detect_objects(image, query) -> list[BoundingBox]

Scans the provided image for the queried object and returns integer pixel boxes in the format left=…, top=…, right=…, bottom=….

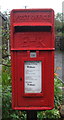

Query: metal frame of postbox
left=10, top=9, right=55, bottom=110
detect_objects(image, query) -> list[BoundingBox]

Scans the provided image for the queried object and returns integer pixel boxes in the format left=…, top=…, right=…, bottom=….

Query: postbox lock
left=20, top=77, right=22, bottom=81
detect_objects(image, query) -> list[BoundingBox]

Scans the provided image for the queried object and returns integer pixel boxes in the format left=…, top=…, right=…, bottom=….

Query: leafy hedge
left=2, top=86, right=26, bottom=120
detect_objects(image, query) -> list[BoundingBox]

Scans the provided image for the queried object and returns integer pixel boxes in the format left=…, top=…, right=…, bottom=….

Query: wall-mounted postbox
left=10, top=9, right=55, bottom=110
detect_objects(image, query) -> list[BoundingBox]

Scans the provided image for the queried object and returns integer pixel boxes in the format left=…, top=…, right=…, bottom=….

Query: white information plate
left=24, top=61, right=42, bottom=93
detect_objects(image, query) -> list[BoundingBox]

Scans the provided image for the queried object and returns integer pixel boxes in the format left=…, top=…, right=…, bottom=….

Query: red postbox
left=10, top=9, right=55, bottom=110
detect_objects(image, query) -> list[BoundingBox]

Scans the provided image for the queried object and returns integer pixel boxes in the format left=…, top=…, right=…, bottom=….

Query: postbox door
left=11, top=50, right=54, bottom=109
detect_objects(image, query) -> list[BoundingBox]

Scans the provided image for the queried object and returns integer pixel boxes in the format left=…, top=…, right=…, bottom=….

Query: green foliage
left=55, top=12, right=64, bottom=37
left=2, top=11, right=10, bottom=59
left=55, top=13, right=62, bottom=22
left=2, top=86, right=26, bottom=120
left=2, top=59, right=11, bottom=86
left=38, top=109, right=60, bottom=119
left=54, top=75, right=62, bottom=109
left=55, top=13, right=62, bottom=33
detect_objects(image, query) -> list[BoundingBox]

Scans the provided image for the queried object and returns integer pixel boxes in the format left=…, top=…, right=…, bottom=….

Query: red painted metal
left=10, top=9, right=55, bottom=110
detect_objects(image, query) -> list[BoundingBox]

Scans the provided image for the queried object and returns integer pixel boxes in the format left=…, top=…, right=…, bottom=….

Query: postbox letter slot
left=14, top=26, right=52, bottom=32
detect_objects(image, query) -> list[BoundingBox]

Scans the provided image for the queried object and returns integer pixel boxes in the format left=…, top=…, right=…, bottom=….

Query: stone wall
left=55, top=36, right=64, bottom=50
left=55, top=36, right=61, bottom=49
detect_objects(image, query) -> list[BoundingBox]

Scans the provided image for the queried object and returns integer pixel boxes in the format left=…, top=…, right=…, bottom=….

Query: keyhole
left=20, top=77, right=22, bottom=81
